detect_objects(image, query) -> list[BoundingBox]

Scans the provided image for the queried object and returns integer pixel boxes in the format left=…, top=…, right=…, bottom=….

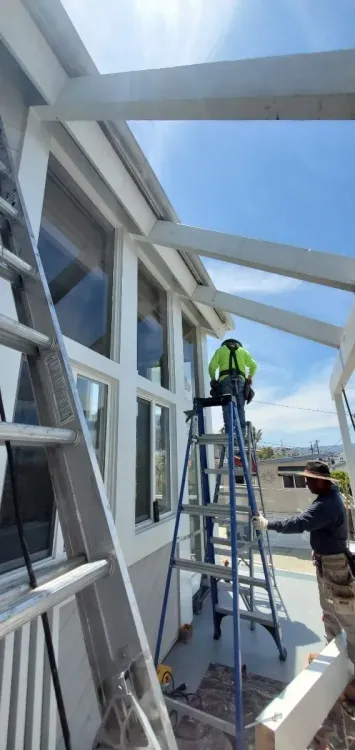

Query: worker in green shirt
left=208, top=338, right=257, bottom=436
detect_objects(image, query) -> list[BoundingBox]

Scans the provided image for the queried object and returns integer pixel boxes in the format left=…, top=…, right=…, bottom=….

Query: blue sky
left=62, top=0, right=355, bottom=446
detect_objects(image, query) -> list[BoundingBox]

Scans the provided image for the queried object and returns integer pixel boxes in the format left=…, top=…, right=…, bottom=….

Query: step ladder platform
left=215, top=603, right=274, bottom=628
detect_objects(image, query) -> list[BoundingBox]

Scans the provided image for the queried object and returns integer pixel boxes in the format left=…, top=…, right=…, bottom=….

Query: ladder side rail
left=196, top=400, right=219, bottom=634
left=246, top=423, right=255, bottom=629
left=232, top=403, right=285, bottom=659
left=250, top=431, right=277, bottom=588
left=227, top=399, right=244, bottom=750
left=154, top=417, right=194, bottom=667
left=212, top=445, right=225, bottom=503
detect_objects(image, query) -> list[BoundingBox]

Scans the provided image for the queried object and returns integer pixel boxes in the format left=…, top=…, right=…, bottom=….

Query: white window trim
left=135, top=391, right=174, bottom=530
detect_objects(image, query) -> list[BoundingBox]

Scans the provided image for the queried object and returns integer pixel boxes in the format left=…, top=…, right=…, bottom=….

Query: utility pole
left=310, top=442, right=314, bottom=454
left=314, top=439, right=320, bottom=455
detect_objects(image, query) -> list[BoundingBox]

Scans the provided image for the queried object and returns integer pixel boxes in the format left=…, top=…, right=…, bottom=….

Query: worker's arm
left=267, top=497, right=336, bottom=535
left=208, top=349, right=220, bottom=380
left=244, top=350, right=257, bottom=379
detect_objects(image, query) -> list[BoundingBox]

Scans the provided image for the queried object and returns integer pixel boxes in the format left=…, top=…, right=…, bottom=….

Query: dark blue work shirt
left=267, top=486, right=347, bottom=555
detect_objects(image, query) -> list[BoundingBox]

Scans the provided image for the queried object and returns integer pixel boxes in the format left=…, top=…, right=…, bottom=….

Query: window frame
left=135, top=391, right=173, bottom=529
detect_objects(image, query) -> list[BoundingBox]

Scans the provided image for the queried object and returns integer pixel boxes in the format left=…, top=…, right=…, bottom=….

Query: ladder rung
left=174, top=559, right=268, bottom=588
left=215, top=604, right=274, bottom=627
left=212, top=537, right=257, bottom=553
left=181, top=503, right=250, bottom=518
left=0, top=422, right=77, bottom=446
left=205, top=468, right=249, bottom=478
left=0, top=244, right=36, bottom=281
left=0, top=559, right=110, bottom=640
left=0, top=555, right=86, bottom=605
left=0, top=194, right=19, bottom=220
left=197, top=434, right=228, bottom=444
left=0, top=314, right=52, bottom=354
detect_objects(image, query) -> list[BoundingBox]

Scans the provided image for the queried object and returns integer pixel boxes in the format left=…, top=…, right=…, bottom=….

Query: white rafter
left=33, top=49, right=355, bottom=123
left=330, top=301, right=355, bottom=395
left=191, top=286, right=342, bottom=348
left=133, top=222, right=355, bottom=292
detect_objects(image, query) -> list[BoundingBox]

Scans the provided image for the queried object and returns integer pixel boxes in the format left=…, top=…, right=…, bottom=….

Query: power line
left=253, top=400, right=337, bottom=415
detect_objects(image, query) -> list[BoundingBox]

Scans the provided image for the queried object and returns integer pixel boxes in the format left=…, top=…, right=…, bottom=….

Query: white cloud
left=202, top=259, right=301, bottom=295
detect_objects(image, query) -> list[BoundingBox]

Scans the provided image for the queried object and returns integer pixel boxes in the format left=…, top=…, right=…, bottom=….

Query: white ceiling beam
left=330, top=300, right=355, bottom=395
left=191, top=286, right=342, bottom=348
left=34, top=49, right=355, bottom=122
left=134, top=222, right=355, bottom=292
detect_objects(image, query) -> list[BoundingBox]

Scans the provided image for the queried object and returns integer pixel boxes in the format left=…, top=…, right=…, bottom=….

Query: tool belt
left=315, top=551, right=355, bottom=615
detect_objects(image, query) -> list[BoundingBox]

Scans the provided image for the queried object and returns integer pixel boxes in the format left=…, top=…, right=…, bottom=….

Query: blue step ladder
left=155, top=394, right=287, bottom=749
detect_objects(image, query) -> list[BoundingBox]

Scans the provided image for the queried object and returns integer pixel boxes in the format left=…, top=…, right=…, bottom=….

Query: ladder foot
left=261, top=624, right=288, bottom=661
left=279, top=646, right=288, bottom=662
left=214, top=611, right=225, bottom=639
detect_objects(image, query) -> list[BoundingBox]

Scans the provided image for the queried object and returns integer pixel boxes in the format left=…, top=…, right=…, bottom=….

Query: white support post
left=134, top=222, right=355, bottom=292
left=33, top=49, right=355, bottom=123
left=190, top=286, right=342, bottom=348
left=330, top=301, right=355, bottom=396
left=334, top=392, right=355, bottom=496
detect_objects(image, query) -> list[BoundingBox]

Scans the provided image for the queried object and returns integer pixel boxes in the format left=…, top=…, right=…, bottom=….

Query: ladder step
left=181, top=503, right=250, bottom=518
left=0, top=244, right=36, bottom=283
left=0, top=194, right=19, bottom=220
left=197, top=433, right=229, bottom=444
left=0, top=559, right=110, bottom=640
left=215, top=604, right=274, bottom=628
left=0, top=314, right=52, bottom=354
left=212, top=537, right=257, bottom=553
left=0, top=422, right=77, bottom=446
left=174, top=558, right=268, bottom=588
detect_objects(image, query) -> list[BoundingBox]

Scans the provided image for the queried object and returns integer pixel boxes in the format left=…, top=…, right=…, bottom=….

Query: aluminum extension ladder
left=155, top=394, right=287, bottom=749
left=0, top=119, right=176, bottom=749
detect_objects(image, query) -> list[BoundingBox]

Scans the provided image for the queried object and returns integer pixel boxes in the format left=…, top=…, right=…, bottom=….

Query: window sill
left=135, top=511, right=175, bottom=535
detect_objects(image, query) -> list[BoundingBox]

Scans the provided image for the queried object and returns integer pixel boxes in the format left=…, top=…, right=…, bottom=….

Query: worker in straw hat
left=253, top=460, right=355, bottom=712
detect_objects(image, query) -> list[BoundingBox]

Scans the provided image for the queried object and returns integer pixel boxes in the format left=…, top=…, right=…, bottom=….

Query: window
left=282, top=474, right=306, bottom=489
left=135, top=397, right=171, bottom=524
left=155, top=404, right=171, bottom=515
left=38, top=171, right=113, bottom=357
left=182, top=315, right=198, bottom=398
left=137, top=262, right=169, bottom=389
left=136, top=398, right=151, bottom=523
left=75, top=375, right=108, bottom=475
left=0, top=360, right=55, bottom=573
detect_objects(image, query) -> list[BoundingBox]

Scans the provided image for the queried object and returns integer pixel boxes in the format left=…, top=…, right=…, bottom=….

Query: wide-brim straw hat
left=292, top=460, right=338, bottom=484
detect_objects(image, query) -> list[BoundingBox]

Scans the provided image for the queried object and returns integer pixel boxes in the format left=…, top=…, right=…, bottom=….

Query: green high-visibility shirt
left=208, top=344, right=257, bottom=382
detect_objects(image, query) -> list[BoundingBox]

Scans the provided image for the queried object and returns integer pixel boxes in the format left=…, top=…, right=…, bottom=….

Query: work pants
left=316, top=553, right=355, bottom=666
left=219, top=374, right=246, bottom=435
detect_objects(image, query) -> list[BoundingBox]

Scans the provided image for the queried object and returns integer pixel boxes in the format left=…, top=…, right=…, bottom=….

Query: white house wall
left=0, top=47, right=215, bottom=748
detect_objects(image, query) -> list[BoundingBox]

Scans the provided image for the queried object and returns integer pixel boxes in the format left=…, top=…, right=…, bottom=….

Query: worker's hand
left=252, top=514, right=268, bottom=532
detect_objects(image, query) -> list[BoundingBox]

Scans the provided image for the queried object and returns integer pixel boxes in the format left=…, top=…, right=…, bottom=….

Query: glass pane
left=76, top=376, right=108, bottom=474
left=137, top=262, right=169, bottom=389
left=0, top=360, right=55, bottom=573
left=135, top=398, right=151, bottom=523
left=283, top=475, right=294, bottom=489
left=38, top=174, right=113, bottom=357
left=182, top=316, right=197, bottom=398
left=155, top=405, right=170, bottom=514
left=294, top=475, right=306, bottom=489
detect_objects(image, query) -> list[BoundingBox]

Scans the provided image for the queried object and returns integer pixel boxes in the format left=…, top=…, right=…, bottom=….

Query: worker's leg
left=317, top=572, right=342, bottom=643
left=219, top=375, right=234, bottom=432
left=235, top=375, right=246, bottom=435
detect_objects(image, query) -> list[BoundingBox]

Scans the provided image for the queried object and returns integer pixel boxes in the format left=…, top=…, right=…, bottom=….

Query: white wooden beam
left=255, top=635, right=349, bottom=750
left=334, top=393, right=355, bottom=495
left=191, top=286, right=342, bottom=347
left=134, top=222, right=355, bottom=292
left=33, top=49, right=355, bottom=122
left=330, top=300, right=355, bottom=395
